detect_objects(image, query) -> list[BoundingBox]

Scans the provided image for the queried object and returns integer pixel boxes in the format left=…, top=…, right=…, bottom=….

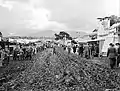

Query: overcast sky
left=0, top=0, right=119, bottom=36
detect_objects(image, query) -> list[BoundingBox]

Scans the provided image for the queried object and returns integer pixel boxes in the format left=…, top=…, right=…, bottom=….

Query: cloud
left=0, top=0, right=67, bottom=36
left=45, top=0, right=119, bottom=32
left=25, top=7, right=67, bottom=31
left=0, top=0, right=14, bottom=11
left=104, top=0, right=119, bottom=16
left=0, top=0, right=119, bottom=36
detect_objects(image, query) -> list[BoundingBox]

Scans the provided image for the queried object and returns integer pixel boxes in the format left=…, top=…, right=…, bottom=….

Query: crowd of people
left=12, top=45, right=37, bottom=61
left=1, top=40, right=100, bottom=67
left=0, top=42, right=52, bottom=67
left=1, top=40, right=120, bottom=70
left=60, top=42, right=120, bottom=69
left=62, top=43, right=99, bottom=59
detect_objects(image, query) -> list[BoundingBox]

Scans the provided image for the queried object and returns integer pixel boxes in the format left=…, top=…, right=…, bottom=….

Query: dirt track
left=0, top=48, right=120, bottom=91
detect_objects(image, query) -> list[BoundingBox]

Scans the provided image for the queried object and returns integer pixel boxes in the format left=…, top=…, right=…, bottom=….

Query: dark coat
left=78, top=46, right=84, bottom=53
left=73, top=46, right=77, bottom=53
left=107, top=47, right=117, bottom=58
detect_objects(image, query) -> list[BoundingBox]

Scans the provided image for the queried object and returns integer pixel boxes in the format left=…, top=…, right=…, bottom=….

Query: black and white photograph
left=0, top=0, right=120, bottom=91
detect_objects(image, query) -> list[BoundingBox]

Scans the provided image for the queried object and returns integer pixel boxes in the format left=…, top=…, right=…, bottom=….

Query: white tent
left=9, top=38, right=15, bottom=42
left=17, top=39, right=24, bottom=43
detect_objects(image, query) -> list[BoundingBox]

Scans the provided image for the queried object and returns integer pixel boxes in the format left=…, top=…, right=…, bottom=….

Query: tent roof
left=74, top=38, right=87, bottom=43
left=87, top=37, right=105, bottom=42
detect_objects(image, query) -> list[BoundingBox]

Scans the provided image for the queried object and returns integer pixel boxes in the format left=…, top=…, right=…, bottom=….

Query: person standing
left=117, top=43, right=120, bottom=67
left=73, top=45, right=77, bottom=54
left=22, top=46, right=26, bottom=60
left=3, top=47, right=10, bottom=66
left=91, top=44, right=95, bottom=58
left=53, top=45, right=56, bottom=55
left=89, top=44, right=92, bottom=59
left=78, top=44, right=84, bottom=57
left=19, top=48, right=24, bottom=60
left=94, top=44, right=99, bottom=57
left=0, top=46, right=4, bottom=67
left=107, top=43, right=117, bottom=69
left=84, top=43, right=90, bottom=59
left=63, top=45, right=66, bottom=51
left=67, top=46, right=71, bottom=54
left=13, top=45, right=20, bottom=60
left=115, top=43, right=119, bottom=51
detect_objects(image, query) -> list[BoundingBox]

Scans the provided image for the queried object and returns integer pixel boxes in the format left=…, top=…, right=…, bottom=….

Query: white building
left=96, top=17, right=120, bottom=56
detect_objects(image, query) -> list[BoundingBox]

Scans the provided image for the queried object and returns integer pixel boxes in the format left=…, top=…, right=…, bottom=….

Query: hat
left=115, top=43, right=119, bottom=45
left=109, top=43, right=114, bottom=46
left=118, top=43, right=120, bottom=45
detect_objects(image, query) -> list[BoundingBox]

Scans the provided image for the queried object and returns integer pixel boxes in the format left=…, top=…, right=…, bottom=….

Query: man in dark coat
left=73, top=45, right=77, bottom=54
left=78, top=44, right=84, bottom=57
left=63, top=45, right=66, bottom=51
left=107, top=43, right=117, bottom=69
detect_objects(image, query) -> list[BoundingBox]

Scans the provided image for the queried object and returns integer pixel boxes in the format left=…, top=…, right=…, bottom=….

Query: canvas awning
left=87, top=37, right=105, bottom=42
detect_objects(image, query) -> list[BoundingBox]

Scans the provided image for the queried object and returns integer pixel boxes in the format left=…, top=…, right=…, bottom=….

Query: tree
left=88, top=29, right=98, bottom=40
left=110, top=15, right=119, bottom=26
left=54, top=34, right=62, bottom=40
left=54, top=31, right=72, bottom=40
left=89, top=34, right=97, bottom=40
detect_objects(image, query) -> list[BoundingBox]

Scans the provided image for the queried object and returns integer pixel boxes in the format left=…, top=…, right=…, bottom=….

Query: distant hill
left=6, top=30, right=88, bottom=39
left=29, top=30, right=88, bottom=38
left=67, top=31, right=88, bottom=38
left=29, top=30, right=55, bottom=37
